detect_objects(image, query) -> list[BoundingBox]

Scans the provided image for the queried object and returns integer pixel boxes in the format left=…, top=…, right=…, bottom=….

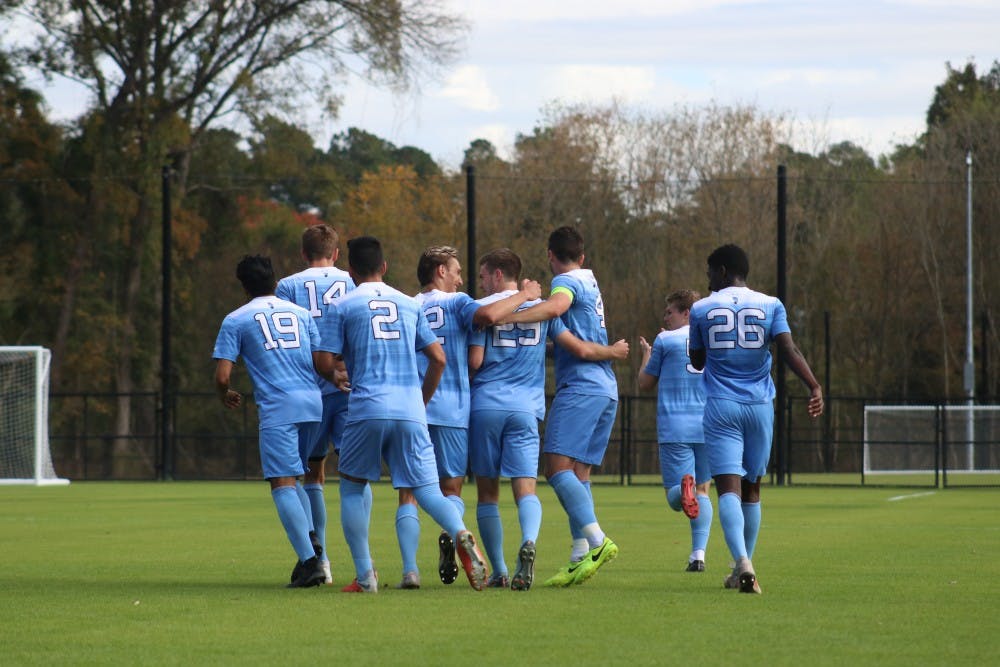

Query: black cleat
left=685, top=559, right=706, bottom=572
left=438, top=530, right=459, bottom=585
left=309, top=530, right=323, bottom=559
left=287, top=556, right=326, bottom=588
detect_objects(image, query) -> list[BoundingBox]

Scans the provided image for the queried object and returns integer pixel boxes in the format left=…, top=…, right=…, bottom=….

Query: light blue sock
left=691, top=494, right=713, bottom=555
left=516, top=494, right=542, bottom=544
left=303, top=483, right=326, bottom=559
left=666, top=484, right=682, bottom=512
left=395, top=503, right=420, bottom=575
left=294, top=481, right=314, bottom=531
left=339, top=478, right=372, bottom=578
left=550, top=470, right=598, bottom=534
left=413, top=483, right=464, bottom=537
left=742, top=501, right=761, bottom=559
left=718, top=492, right=748, bottom=561
left=271, top=486, right=314, bottom=562
left=446, top=493, right=465, bottom=519
left=476, top=502, right=506, bottom=575
left=363, top=481, right=373, bottom=513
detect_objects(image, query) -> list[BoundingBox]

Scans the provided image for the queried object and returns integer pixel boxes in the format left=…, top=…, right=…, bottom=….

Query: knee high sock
left=476, top=502, right=506, bottom=575
left=717, top=492, right=748, bottom=562
left=303, top=483, right=326, bottom=559
left=516, top=494, right=542, bottom=544
left=395, top=503, right=420, bottom=575
left=691, top=493, right=714, bottom=555
left=666, top=484, right=682, bottom=512
left=413, top=483, right=464, bottom=538
left=446, top=493, right=466, bottom=520
left=339, top=478, right=372, bottom=578
left=742, top=501, right=761, bottom=559
left=550, top=470, right=603, bottom=549
left=272, top=486, right=315, bottom=562
left=294, top=481, right=314, bottom=531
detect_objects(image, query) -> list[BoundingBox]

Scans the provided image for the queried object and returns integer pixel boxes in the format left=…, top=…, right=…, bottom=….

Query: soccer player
left=315, top=235, right=488, bottom=593
left=212, top=254, right=329, bottom=588
left=394, top=245, right=540, bottom=590
left=638, top=290, right=713, bottom=572
left=500, top=226, right=629, bottom=586
left=276, top=223, right=355, bottom=585
left=688, top=244, right=823, bottom=594
left=468, top=248, right=627, bottom=591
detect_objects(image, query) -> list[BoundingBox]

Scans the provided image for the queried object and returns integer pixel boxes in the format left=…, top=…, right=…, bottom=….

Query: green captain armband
left=550, top=286, right=574, bottom=303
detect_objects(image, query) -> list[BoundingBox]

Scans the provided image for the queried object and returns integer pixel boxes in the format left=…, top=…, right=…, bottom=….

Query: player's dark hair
left=548, top=226, right=584, bottom=263
left=479, top=248, right=521, bottom=281
left=417, top=245, right=459, bottom=286
left=301, top=224, right=339, bottom=261
left=666, top=289, right=701, bottom=312
left=236, top=255, right=276, bottom=297
left=347, top=235, right=384, bottom=276
left=707, top=244, right=750, bottom=279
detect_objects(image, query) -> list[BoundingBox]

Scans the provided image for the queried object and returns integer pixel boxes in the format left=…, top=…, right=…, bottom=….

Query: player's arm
left=314, top=351, right=350, bottom=392
left=214, top=359, right=242, bottom=409
left=553, top=330, right=629, bottom=361
left=637, top=336, right=658, bottom=391
left=500, top=290, right=572, bottom=324
left=774, top=332, right=824, bottom=418
left=468, top=345, right=484, bottom=372
left=472, top=279, right=542, bottom=327
left=420, top=341, right=446, bottom=405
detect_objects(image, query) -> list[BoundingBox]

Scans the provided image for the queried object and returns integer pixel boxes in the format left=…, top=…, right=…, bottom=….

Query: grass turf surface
left=1, top=482, right=997, bottom=665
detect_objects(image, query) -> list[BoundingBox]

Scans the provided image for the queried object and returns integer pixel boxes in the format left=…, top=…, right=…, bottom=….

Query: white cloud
left=437, top=65, right=500, bottom=111
left=455, top=0, right=755, bottom=22
left=544, top=65, right=656, bottom=103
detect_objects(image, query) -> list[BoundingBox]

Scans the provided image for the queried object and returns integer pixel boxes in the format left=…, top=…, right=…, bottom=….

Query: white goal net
left=863, top=405, right=1000, bottom=475
left=0, top=347, right=69, bottom=485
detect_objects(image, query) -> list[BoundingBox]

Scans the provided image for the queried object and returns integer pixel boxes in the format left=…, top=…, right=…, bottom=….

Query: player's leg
left=469, top=411, right=506, bottom=586
left=705, top=399, right=751, bottom=566
left=690, top=442, right=714, bottom=571
left=431, top=425, right=468, bottom=518
left=337, top=421, right=381, bottom=592
left=394, top=488, right=421, bottom=588
left=741, top=402, right=773, bottom=562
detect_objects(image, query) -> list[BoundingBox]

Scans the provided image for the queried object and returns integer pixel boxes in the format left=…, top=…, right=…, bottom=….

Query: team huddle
left=212, top=225, right=823, bottom=595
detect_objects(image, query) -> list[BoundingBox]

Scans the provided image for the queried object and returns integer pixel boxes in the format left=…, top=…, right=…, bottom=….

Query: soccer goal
left=0, top=347, right=69, bottom=485
left=863, top=404, right=1000, bottom=475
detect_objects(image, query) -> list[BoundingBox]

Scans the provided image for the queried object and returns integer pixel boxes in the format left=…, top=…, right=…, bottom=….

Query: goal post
left=0, top=346, right=69, bottom=486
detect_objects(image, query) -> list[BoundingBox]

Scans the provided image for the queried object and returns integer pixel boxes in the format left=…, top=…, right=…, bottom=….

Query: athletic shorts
left=658, top=441, right=711, bottom=488
left=543, top=392, right=618, bottom=466
left=304, top=392, right=349, bottom=460
left=259, top=422, right=313, bottom=479
left=469, top=410, right=540, bottom=479
left=703, top=397, right=774, bottom=482
left=338, top=419, right=438, bottom=489
left=428, top=425, right=469, bottom=479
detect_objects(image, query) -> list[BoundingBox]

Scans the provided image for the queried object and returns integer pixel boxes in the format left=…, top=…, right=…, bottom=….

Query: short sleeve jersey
left=212, top=296, right=322, bottom=427
left=550, top=269, right=617, bottom=399
left=276, top=266, right=356, bottom=396
left=645, top=325, right=705, bottom=443
left=467, top=292, right=567, bottom=420
left=413, top=289, right=476, bottom=428
left=315, top=282, right=436, bottom=424
left=688, top=286, right=791, bottom=404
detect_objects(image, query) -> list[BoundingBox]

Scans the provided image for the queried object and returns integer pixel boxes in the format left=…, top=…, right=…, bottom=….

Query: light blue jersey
left=468, top=292, right=566, bottom=420
left=212, top=296, right=322, bottom=428
left=276, top=266, right=355, bottom=396
left=688, top=286, right=791, bottom=404
left=550, top=269, right=617, bottom=399
left=414, top=289, right=476, bottom=428
left=316, top=282, right=436, bottom=424
left=645, top=326, right=706, bottom=443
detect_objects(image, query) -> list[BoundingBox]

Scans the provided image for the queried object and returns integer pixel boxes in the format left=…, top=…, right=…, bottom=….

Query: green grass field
left=2, top=482, right=997, bottom=665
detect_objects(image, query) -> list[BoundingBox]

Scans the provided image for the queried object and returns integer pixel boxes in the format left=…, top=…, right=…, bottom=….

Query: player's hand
left=520, top=279, right=542, bottom=301
left=638, top=336, right=651, bottom=355
left=610, top=338, right=630, bottom=359
left=807, top=386, right=824, bottom=418
left=221, top=389, right=242, bottom=409
left=334, top=369, right=352, bottom=393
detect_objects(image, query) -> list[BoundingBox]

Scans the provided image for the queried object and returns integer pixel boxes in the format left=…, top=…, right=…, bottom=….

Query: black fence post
left=160, top=165, right=173, bottom=481
left=775, top=164, right=788, bottom=485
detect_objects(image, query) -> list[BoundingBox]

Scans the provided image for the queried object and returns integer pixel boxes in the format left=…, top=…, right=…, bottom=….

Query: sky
left=24, top=0, right=1000, bottom=168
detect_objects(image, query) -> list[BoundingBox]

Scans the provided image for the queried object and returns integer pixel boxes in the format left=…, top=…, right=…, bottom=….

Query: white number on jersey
left=595, top=293, right=607, bottom=328
left=304, top=280, right=348, bottom=317
left=369, top=300, right=401, bottom=340
left=706, top=307, right=767, bottom=350
left=424, top=304, right=446, bottom=344
left=254, top=311, right=302, bottom=350
left=685, top=338, right=702, bottom=374
left=491, top=321, right=542, bottom=347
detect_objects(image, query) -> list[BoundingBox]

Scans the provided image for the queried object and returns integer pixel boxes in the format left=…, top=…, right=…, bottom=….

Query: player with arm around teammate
left=638, top=290, right=713, bottom=573
left=212, top=254, right=330, bottom=588
left=688, top=244, right=823, bottom=594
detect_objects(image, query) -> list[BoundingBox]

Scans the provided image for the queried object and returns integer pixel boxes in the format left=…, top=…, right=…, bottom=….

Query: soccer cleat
left=341, top=569, right=378, bottom=594
left=287, top=556, right=326, bottom=588
left=570, top=537, right=619, bottom=585
left=393, top=571, right=421, bottom=589
left=735, top=557, right=761, bottom=594
left=543, top=560, right=581, bottom=587
left=510, top=540, right=536, bottom=591
left=309, top=530, right=323, bottom=559
left=455, top=530, right=488, bottom=591
left=685, top=559, right=706, bottom=572
left=486, top=573, right=509, bottom=588
left=723, top=564, right=740, bottom=589
left=438, top=530, right=459, bottom=585
left=321, top=560, right=333, bottom=585
left=680, top=474, right=699, bottom=519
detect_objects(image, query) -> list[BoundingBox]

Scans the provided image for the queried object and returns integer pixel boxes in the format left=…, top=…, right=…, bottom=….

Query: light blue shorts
left=303, top=392, right=349, bottom=460
left=703, top=397, right=774, bottom=482
left=543, top=392, right=618, bottom=466
left=338, top=419, right=438, bottom=489
left=658, top=441, right=712, bottom=487
left=259, top=422, right=313, bottom=479
left=469, top=410, right=540, bottom=479
left=428, top=425, right=469, bottom=479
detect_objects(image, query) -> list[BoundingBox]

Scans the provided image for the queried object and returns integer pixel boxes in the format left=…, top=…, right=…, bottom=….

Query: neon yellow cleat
left=570, top=537, right=619, bottom=585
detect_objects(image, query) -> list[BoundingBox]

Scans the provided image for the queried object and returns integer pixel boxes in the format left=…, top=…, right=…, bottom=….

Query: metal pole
left=161, top=165, right=173, bottom=481
left=465, top=164, right=477, bottom=299
left=775, top=165, right=787, bottom=485
left=964, top=151, right=974, bottom=470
